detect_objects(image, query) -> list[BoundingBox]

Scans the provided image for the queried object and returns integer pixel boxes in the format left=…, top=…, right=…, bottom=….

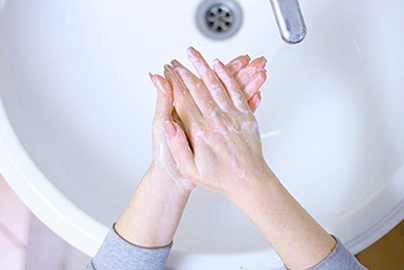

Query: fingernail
left=261, top=56, right=267, bottom=64
left=164, top=121, right=177, bottom=137
left=155, top=76, right=170, bottom=95
left=250, top=93, right=261, bottom=112
left=245, top=54, right=251, bottom=61
left=149, top=73, right=157, bottom=87
left=171, top=59, right=181, bottom=67
left=231, top=59, right=243, bottom=72
left=164, top=64, right=172, bottom=72
left=254, top=94, right=262, bottom=109
left=252, top=71, right=263, bottom=80
left=149, top=73, right=155, bottom=84
left=244, top=66, right=257, bottom=77
left=187, top=47, right=199, bottom=61
left=212, top=58, right=223, bottom=70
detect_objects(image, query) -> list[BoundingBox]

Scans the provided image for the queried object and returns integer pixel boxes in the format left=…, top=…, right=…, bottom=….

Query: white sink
left=1, top=0, right=404, bottom=269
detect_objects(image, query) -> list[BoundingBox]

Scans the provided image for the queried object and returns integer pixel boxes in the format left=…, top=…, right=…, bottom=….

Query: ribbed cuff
left=308, top=235, right=368, bottom=270
left=90, top=225, right=173, bottom=270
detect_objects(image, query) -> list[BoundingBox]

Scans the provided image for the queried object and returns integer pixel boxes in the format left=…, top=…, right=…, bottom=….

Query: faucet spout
left=270, top=0, right=307, bottom=44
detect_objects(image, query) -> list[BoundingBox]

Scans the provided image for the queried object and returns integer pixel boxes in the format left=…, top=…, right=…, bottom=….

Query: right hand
left=163, top=47, right=272, bottom=196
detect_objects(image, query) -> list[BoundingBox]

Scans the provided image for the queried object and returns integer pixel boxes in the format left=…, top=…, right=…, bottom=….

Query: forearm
left=115, top=165, right=191, bottom=248
left=227, top=168, right=336, bottom=270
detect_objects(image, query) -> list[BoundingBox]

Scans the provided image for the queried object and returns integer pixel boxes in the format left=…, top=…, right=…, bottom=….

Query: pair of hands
left=115, top=47, right=270, bottom=249
left=116, top=48, right=337, bottom=270
left=149, top=47, right=271, bottom=197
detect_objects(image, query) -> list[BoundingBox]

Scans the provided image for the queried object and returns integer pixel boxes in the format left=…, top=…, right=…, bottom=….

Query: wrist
left=115, top=164, right=191, bottom=248
left=224, top=166, right=336, bottom=270
left=146, top=162, right=193, bottom=198
left=223, top=164, right=278, bottom=204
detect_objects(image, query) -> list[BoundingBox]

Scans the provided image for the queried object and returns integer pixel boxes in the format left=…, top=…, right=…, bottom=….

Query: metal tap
left=270, top=0, right=307, bottom=44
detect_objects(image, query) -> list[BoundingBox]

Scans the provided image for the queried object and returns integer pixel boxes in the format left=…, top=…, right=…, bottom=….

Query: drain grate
left=196, top=0, right=243, bottom=40
left=206, top=4, right=234, bottom=33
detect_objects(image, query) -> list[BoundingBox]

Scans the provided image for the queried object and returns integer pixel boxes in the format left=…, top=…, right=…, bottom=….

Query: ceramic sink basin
left=1, top=0, right=404, bottom=269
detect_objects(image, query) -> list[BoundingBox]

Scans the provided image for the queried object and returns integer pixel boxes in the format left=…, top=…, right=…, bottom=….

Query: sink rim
left=1, top=90, right=404, bottom=267
left=1, top=0, right=404, bottom=268
left=0, top=93, right=106, bottom=257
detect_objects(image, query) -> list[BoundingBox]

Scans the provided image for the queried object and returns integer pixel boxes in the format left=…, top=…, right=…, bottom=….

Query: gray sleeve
left=303, top=236, right=368, bottom=270
left=86, top=228, right=366, bottom=270
left=85, top=226, right=172, bottom=270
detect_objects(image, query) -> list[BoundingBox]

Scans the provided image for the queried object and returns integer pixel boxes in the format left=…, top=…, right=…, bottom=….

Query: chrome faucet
left=270, top=0, right=307, bottom=44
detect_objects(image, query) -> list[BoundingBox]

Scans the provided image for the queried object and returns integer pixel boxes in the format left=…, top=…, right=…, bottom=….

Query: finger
left=160, top=68, right=188, bottom=132
left=243, top=71, right=267, bottom=102
left=170, top=59, right=218, bottom=116
left=164, top=64, right=202, bottom=124
left=187, top=47, right=237, bottom=113
left=248, top=92, right=262, bottom=113
left=164, top=121, right=196, bottom=178
left=149, top=74, right=174, bottom=158
left=212, top=59, right=250, bottom=113
left=235, top=57, right=267, bottom=93
left=226, top=55, right=250, bottom=75
left=150, top=74, right=173, bottom=122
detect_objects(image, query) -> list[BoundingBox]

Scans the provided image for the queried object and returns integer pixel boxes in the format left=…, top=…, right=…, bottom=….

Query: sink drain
left=196, top=0, right=243, bottom=40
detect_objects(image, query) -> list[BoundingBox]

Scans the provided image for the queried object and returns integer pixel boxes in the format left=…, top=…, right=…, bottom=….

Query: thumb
left=164, top=121, right=196, bottom=178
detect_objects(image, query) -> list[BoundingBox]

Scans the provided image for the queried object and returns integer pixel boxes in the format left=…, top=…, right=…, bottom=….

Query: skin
left=164, top=47, right=337, bottom=270
left=115, top=51, right=267, bottom=248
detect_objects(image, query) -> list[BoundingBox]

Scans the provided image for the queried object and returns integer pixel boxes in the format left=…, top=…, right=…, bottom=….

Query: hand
left=164, top=48, right=337, bottom=270
left=150, top=50, right=267, bottom=192
left=163, top=47, right=271, bottom=196
left=149, top=73, right=196, bottom=192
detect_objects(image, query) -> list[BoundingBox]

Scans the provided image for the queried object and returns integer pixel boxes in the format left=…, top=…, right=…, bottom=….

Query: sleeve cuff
left=307, top=235, right=368, bottom=270
left=90, top=225, right=173, bottom=270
